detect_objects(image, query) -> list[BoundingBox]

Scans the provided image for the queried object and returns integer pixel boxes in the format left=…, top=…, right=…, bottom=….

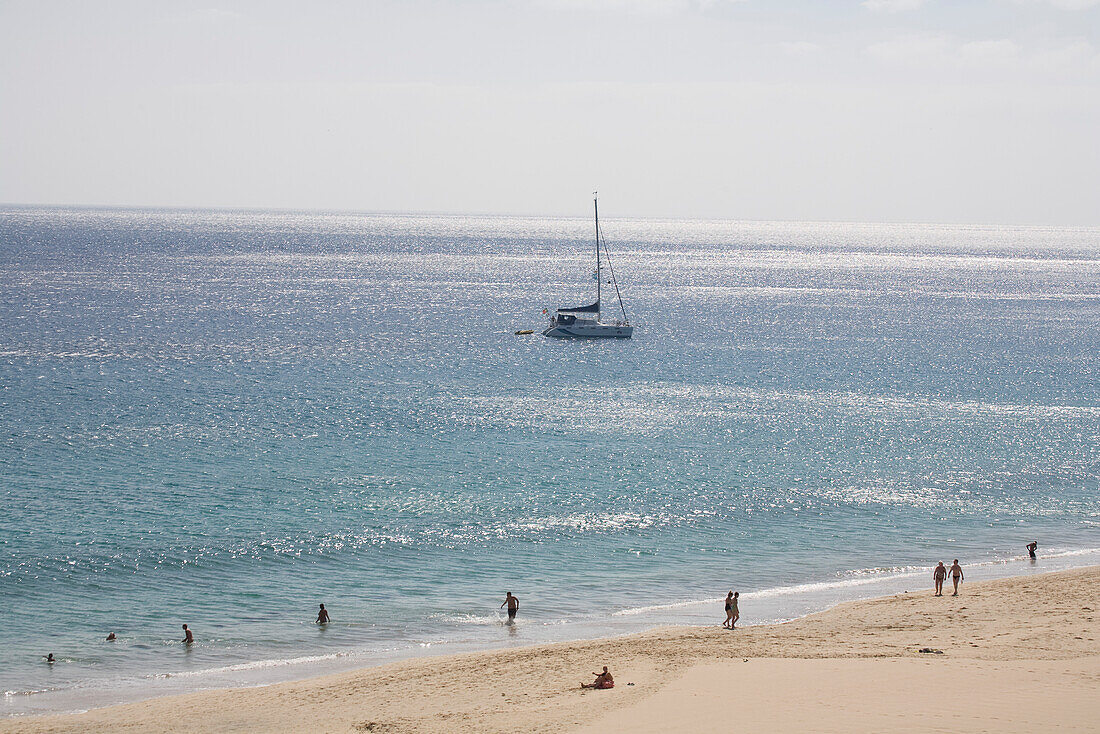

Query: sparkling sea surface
left=1, top=207, right=1098, bottom=716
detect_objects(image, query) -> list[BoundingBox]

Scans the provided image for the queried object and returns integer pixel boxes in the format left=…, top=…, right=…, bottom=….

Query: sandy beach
left=5, top=565, right=1097, bottom=733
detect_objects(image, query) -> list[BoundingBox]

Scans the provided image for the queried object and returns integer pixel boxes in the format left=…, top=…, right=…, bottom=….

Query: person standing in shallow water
left=933, top=562, right=947, bottom=596
left=1027, top=541, right=1038, bottom=560
left=949, top=560, right=964, bottom=596
left=181, top=624, right=194, bottom=644
left=501, top=592, right=519, bottom=623
left=317, top=603, right=330, bottom=624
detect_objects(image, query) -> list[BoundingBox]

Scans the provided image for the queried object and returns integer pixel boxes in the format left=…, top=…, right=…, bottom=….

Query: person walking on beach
left=1027, top=541, right=1038, bottom=559
left=723, top=591, right=740, bottom=628
left=582, top=666, right=614, bottom=689
left=949, top=560, right=964, bottom=596
left=933, top=562, right=947, bottom=596
left=317, top=603, right=330, bottom=624
left=501, top=592, right=519, bottom=623
left=181, top=624, right=194, bottom=644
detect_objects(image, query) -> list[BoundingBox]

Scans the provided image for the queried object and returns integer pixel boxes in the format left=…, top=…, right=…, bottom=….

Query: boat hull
left=542, top=323, right=633, bottom=339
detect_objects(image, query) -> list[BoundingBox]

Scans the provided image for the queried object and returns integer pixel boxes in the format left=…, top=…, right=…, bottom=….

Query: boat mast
left=594, top=194, right=601, bottom=319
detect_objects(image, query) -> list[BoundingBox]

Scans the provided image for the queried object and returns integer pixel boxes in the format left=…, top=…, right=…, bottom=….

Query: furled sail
left=557, top=300, right=600, bottom=313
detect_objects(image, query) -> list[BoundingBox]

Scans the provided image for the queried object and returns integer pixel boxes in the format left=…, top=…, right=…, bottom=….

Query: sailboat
left=542, top=196, right=634, bottom=339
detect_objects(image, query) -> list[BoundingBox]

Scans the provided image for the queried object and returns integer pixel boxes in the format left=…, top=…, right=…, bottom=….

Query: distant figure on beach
left=181, top=624, right=194, bottom=644
left=501, top=592, right=519, bottom=623
left=582, top=666, right=614, bottom=689
left=317, top=604, right=330, bottom=624
left=1027, top=541, right=1037, bottom=559
left=45, top=653, right=55, bottom=664
left=933, top=562, right=947, bottom=596
left=105, top=632, right=116, bottom=641
left=949, top=560, right=964, bottom=596
left=723, top=591, right=740, bottom=629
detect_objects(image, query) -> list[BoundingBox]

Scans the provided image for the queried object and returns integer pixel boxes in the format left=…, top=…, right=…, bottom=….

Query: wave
left=153, top=652, right=350, bottom=679
left=614, top=548, right=1100, bottom=617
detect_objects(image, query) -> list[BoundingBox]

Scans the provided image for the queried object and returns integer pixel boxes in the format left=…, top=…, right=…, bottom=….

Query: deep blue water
left=1, top=208, right=1098, bottom=715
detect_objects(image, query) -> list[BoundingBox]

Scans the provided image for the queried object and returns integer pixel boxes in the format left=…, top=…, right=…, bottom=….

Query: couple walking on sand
left=723, top=591, right=739, bottom=629
left=933, top=560, right=964, bottom=596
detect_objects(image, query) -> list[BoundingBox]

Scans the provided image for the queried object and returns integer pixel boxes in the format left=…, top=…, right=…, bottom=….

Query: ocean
left=1, top=207, right=1098, bottom=716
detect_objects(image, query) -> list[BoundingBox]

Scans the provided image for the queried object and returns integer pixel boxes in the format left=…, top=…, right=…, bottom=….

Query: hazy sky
left=2, top=1, right=1098, bottom=223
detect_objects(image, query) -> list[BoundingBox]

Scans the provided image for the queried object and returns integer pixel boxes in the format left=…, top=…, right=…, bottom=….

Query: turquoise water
left=1, top=208, right=1098, bottom=715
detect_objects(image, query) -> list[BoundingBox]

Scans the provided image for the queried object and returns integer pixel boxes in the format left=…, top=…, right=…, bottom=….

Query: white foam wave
left=153, top=652, right=348, bottom=679
left=426, top=613, right=503, bottom=626
left=613, top=549, right=1100, bottom=617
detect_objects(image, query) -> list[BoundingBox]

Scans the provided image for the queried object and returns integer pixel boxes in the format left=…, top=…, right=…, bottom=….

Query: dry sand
left=5, top=566, right=1097, bottom=734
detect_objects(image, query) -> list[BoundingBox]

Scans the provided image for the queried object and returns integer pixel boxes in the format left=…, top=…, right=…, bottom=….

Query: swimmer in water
left=317, top=603, right=330, bottom=624
left=45, top=653, right=55, bottom=663
left=181, top=624, right=194, bottom=644
left=106, top=632, right=116, bottom=641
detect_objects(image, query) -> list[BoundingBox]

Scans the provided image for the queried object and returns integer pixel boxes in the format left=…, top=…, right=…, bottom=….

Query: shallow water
left=1, top=208, right=1098, bottom=716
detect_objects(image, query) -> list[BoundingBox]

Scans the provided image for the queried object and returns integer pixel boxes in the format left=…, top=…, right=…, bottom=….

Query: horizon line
left=2, top=201, right=1098, bottom=231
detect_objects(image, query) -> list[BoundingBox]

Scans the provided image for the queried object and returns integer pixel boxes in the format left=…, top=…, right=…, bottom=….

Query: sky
left=1, top=0, right=1098, bottom=224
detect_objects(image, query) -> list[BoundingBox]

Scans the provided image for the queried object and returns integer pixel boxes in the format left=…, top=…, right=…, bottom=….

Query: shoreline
left=4, top=564, right=1097, bottom=733
left=5, top=548, right=1098, bottom=719
left=5, top=551, right=1098, bottom=717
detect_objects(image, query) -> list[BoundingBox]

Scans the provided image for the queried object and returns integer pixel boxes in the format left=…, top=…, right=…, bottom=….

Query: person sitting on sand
left=1027, top=541, right=1037, bottom=560
left=181, top=624, right=194, bottom=644
left=582, top=666, right=614, bottom=689
left=949, top=560, right=964, bottom=596
left=501, top=592, right=519, bottom=623
left=317, top=603, right=330, bottom=624
left=933, top=562, right=947, bottom=596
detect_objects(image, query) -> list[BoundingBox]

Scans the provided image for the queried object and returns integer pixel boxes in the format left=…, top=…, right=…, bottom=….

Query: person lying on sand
left=933, top=562, right=946, bottom=596
left=950, top=560, right=964, bottom=596
left=582, top=666, right=614, bottom=689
